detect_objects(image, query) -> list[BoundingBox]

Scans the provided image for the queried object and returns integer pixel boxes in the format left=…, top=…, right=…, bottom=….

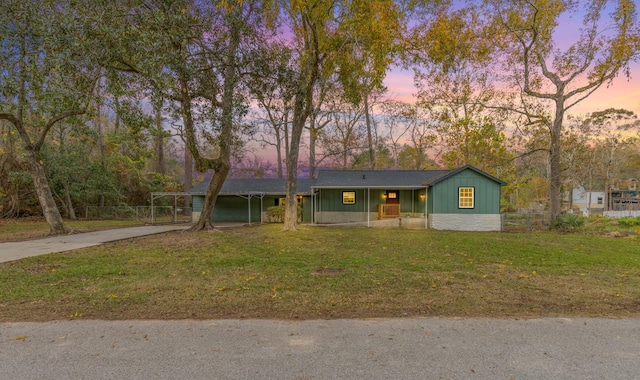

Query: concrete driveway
left=0, top=224, right=190, bottom=263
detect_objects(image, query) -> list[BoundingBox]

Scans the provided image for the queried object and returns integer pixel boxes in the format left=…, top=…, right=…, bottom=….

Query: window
left=597, top=197, right=603, bottom=205
left=277, top=197, right=302, bottom=206
left=458, top=187, right=474, bottom=209
left=343, top=191, right=356, bottom=205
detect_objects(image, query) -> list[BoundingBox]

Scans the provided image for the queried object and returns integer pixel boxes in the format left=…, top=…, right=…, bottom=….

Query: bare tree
left=485, top=0, right=640, bottom=218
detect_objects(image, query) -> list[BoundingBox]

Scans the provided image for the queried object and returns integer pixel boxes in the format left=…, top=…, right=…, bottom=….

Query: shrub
left=266, top=205, right=285, bottom=223
left=551, top=213, right=586, bottom=232
left=618, top=217, right=640, bottom=228
left=266, top=205, right=302, bottom=223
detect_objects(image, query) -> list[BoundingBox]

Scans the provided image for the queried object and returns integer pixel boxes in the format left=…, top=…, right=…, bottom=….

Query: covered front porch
left=312, top=187, right=429, bottom=228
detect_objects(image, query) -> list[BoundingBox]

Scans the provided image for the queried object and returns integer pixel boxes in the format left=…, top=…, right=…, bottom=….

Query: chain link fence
left=501, top=213, right=552, bottom=232
left=84, top=206, right=192, bottom=223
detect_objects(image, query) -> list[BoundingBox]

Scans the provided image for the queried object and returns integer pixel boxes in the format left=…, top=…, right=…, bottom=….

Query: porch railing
left=378, top=204, right=400, bottom=219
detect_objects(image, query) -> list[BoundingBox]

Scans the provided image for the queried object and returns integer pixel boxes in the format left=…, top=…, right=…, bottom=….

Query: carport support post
left=151, top=195, right=155, bottom=224
left=311, top=188, right=315, bottom=225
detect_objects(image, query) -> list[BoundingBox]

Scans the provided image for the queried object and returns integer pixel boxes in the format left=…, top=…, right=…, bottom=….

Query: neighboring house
left=569, top=187, right=606, bottom=216
left=191, top=165, right=506, bottom=231
left=568, top=185, right=640, bottom=217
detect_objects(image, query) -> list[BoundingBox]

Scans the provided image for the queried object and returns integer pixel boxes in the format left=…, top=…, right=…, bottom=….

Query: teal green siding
left=427, top=187, right=434, bottom=213
left=317, top=189, right=427, bottom=214
left=429, top=168, right=501, bottom=214
left=193, top=194, right=311, bottom=222
left=301, top=196, right=312, bottom=222
left=369, top=189, right=385, bottom=212
left=212, top=196, right=262, bottom=222
left=192, top=167, right=501, bottom=224
left=193, top=196, right=204, bottom=212
left=317, top=189, right=367, bottom=212
left=414, top=190, right=428, bottom=215
left=264, top=195, right=283, bottom=209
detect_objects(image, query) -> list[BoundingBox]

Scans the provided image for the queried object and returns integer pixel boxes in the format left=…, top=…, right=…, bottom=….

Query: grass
left=1, top=224, right=639, bottom=321
left=0, top=218, right=145, bottom=242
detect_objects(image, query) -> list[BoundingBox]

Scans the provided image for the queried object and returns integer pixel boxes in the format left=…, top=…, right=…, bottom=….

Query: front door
left=386, top=190, right=399, bottom=216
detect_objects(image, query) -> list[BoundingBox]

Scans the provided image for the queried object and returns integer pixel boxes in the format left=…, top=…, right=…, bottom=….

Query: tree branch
left=0, top=113, right=20, bottom=127
left=36, top=109, right=87, bottom=150
left=510, top=148, right=549, bottom=162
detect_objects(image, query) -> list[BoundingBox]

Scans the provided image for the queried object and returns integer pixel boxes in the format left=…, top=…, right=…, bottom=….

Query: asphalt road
left=2, top=317, right=639, bottom=379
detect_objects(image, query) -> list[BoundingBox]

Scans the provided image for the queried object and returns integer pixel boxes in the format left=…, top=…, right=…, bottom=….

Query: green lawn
left=1, top=224, right=639, bottom=321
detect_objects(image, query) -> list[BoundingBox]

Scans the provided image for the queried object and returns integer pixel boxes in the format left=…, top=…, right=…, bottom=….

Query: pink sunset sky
left=384, top=65, right=640, bottom=117
left=384, top=1, right=640, bottom=118
left=243, top=2, right=640, bottom=171
left=245, top=66, right=640, bottom=169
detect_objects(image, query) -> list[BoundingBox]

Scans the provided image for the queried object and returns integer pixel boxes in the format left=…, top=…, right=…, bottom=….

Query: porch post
left=424, top=187, right=428, bottom=229
left=248, top=194, right=251, bottom=225
left=412, top=189, right=414, bottom=214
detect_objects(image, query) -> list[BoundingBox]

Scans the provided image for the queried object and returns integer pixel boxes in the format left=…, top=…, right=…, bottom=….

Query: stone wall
left=315, top=211, right=372, bottom=224
left=429, top=214, right=502, bottom=231
left=399, top=217, right=427, bottom=229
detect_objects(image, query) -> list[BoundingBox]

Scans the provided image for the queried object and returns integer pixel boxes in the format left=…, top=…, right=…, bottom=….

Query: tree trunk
left=155, top=104, right=165, bottom=175
left=63, top=182, right=77, bottom=220
left=309, top=124, right=317, bottom=178
left=26, top=148, right=68, bottom=234
left=364, top=93, right=375, bottom=170
left=184, top=7, right=241, bottom=231
left=191, top=166, right=229, bottom=230
left=284, top=84, right=316, bottom=230
left=284, top=79, right=316, bottom=230
left=97, top=89, right=106, bottom=210
left=568, top=185, right=573, bottom=211
left=548, top=99, right=565, bottom=220
left=183, top=146, right=193, bottom=214
left=275, top=127, right=283, bottom=179
left=284, top=148, right=301, bottom=230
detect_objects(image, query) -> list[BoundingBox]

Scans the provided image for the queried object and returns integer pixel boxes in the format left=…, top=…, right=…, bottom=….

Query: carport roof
left=190, top=178, right=316, bottom=195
